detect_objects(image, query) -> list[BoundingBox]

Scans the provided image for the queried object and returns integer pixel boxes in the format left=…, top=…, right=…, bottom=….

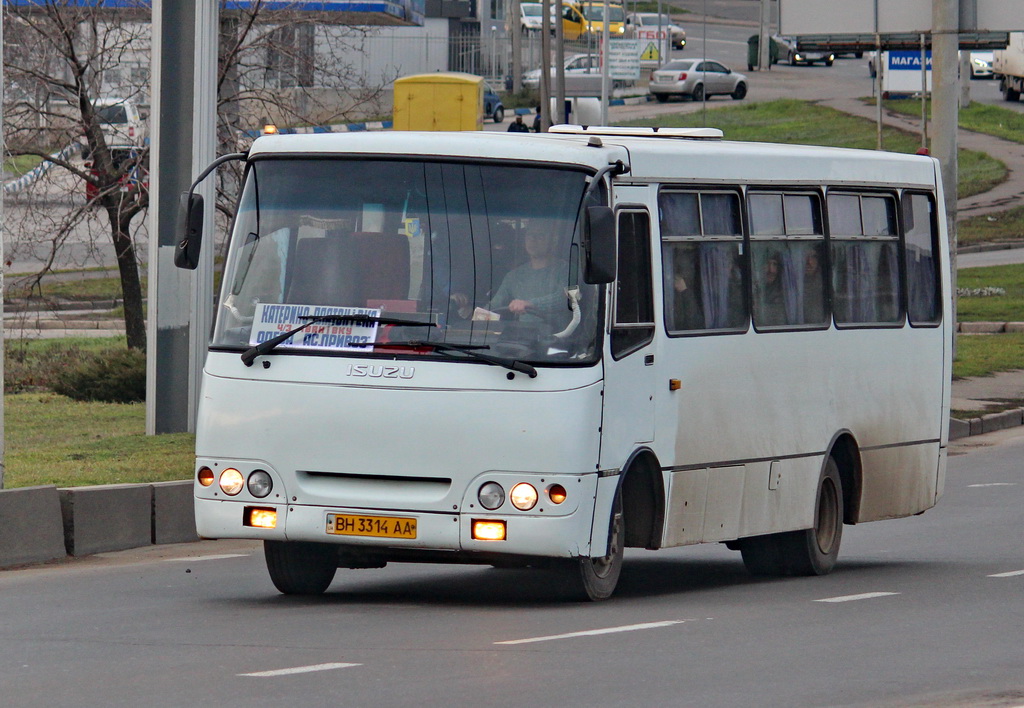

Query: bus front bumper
left=194, top=495, right=597, bottom=559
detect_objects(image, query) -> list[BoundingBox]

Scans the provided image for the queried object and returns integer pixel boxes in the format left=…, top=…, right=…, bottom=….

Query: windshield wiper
left=354, top=340, right=538, bottom=378
left=241, top=313, right=436, bottom=367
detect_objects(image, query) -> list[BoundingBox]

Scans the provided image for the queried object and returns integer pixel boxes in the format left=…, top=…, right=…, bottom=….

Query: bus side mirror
left=584, top=205, right=616, bottom=284
left=174, top=191, right=204, bottom=270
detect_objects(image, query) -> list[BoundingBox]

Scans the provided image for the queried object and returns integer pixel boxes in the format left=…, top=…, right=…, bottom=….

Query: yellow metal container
left=392, top=72, right=484, bottom=131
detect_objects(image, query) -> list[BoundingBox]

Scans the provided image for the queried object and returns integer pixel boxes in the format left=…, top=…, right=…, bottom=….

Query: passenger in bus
left=755, top=251, right=786, bottom=326
left=487, top=226, right=570, bottom=328
left=668, top=249, right=704, bottom=330
left=802, top=248, right=826, bottom=324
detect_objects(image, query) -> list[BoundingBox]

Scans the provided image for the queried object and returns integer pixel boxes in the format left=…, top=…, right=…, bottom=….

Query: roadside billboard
left=779, top=0, right=1021, bottom=35
left=882, top=51, right=932, bottom=94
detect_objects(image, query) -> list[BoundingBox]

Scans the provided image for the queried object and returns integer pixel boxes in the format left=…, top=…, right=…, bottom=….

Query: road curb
left=1, top=481, right=201, bottom=568
left=950, top=407, right=1024, bottom=440
left=0, top=486, right=67, bottom=567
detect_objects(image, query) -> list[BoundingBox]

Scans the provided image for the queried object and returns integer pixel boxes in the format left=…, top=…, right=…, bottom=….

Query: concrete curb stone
left=151, top=481, right=200, bottom=545
left=948, top=418, right=971, bottom=441
left=0, top=486, right=67, bottom=568
left=59, top=483, right=153, bottom=556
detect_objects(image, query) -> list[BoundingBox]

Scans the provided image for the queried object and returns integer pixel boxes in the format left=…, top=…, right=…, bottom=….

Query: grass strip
left=956, top=264, right=1024, bottom=322
left=954, top=332, right=1024, bottom=379
left=959, top=204, right=1024, bottom=247
left=885, top=98, right=1024, bottom=145
left=3, top=392, right=194, bottom=489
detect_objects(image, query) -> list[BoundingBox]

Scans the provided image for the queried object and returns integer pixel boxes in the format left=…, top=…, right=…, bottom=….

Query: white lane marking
left=495, top=620, right=687, bottom=645
left=163, top=554, right=250, bottom=562
left=967, top=483, right=1017, bottom=488
left=988, top=569, right=1024, bottom=578
left=815, top=592, right=900, bottom=603
left=240, top=663, right=361, bottom=677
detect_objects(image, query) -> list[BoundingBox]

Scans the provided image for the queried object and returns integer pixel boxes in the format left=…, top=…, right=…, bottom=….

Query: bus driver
left=485, top=226, right=570, bottom=327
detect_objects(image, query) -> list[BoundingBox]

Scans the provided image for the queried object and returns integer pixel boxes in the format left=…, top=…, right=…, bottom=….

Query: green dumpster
left=747, top=35, right=780, bottom=71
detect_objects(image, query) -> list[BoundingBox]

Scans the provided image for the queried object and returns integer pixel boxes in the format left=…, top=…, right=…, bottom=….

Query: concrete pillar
left=147, top=0, right=218, bottom=434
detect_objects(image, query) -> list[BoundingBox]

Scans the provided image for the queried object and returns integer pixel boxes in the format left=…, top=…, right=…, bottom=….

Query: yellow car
left=561, top=1, right=625, bottom=41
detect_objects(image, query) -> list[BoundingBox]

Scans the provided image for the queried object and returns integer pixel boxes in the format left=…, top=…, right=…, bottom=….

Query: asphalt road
left=1, top=429, right=1022, bottom=708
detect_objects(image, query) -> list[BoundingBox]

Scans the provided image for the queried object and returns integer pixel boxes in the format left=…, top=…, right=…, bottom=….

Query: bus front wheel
left=560, top=492, right=624, bottom=601
left=740, top=457, right=843, bottom=577
left=264, top=540, right=338, bottom=595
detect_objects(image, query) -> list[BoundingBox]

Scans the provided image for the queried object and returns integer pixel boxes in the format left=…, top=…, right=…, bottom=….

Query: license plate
left=326, top=513, right=417, bottom=539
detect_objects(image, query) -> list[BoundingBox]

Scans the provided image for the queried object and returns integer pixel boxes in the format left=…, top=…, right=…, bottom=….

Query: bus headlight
left=247, top=470, right=273, bottom=498
left=478, top=482, right=505, bottom=510
left=219, top=468, right=245, bottom=496
left=510, top=483, right=538, bottom=511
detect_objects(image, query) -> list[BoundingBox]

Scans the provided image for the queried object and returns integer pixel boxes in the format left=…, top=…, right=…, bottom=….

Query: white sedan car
left=648, top=59, right=747, bottom=102
left=523, top=53, right=599, bottom=89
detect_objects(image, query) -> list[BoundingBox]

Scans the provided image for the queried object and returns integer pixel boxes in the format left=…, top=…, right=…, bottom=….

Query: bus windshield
left=212, top=158, right=601, bottom=367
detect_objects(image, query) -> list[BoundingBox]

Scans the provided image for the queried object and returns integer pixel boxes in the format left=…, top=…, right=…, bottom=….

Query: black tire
left=825, top=59, right=834, bottom=67
left=740, top=457, right=844, bottom=577
left=264, top=540, right=338, bottom=595
left=654, top=93, right=669, bottom=103
left=493, top=106, right=504, bottom=123
left=691, top=83, right=704, bottom=102
left=560, top=491, right=623, bottom=601
left=789, top=52, right=797, bottom=66
left=731, top=82, right=747, bottom=100
left=855, top=51, right=864, bottom=59
left=1005, top=84, right=1021, bottom=102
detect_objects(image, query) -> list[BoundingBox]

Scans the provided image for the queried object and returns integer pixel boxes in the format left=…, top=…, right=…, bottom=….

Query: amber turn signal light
left=472, top=519, right=506, bottom=541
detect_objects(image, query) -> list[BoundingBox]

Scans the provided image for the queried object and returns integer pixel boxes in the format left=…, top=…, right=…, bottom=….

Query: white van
left=93, top=97, right=146, bottom=148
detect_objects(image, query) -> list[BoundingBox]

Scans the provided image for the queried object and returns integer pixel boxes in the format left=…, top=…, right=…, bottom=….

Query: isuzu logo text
left=346, top=364, right=416, bottom=379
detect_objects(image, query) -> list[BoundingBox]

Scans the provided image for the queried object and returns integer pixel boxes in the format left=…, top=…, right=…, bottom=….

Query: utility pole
left=554, top=0, right=565, bottom=124
left=758, top=0, right=771, bottom=70
left=932, top=0, right=959, bottom=334
left=540, top=0, right=552, bottom=130
left=601, top=0, right=610, bottom=124
left=147, top=0, right=219, bottom=434
left=1, top=7, right=6, bottom=488
left=511, top=0, right=523, bottom=92
left=932, top=1, right=958, bottom=269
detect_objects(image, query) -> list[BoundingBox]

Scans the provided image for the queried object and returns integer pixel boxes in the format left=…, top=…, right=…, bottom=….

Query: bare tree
left=4, top=2, right=150, bottom=349
left=3, top=0, right=395, bottom=350
left=212, top=3, right=391, bottom=237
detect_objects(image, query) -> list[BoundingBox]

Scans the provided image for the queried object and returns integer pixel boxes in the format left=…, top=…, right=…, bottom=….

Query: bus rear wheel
left=560, top=492, right=623, bottom=601
left=740, top=457, right=843, bottom=577
left=264, top=540, right=338, bottom=595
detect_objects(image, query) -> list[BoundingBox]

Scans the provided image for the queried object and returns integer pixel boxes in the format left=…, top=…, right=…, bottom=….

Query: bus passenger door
left=600, top=209, right=656, bottom=469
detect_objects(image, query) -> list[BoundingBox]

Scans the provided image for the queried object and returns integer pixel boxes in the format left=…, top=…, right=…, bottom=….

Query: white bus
left=177, top=125, right=951, bottom=601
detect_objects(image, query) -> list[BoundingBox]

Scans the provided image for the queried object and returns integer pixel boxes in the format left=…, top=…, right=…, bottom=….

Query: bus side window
left=612, top=211, right=655, bottom=358
left=659, top=190, right=746, bottom=335
left=828, top=192, right=902, bottom=326
left=903, top=192, right=941, bottom=326
left=748, top=192, right=827, bottom=330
